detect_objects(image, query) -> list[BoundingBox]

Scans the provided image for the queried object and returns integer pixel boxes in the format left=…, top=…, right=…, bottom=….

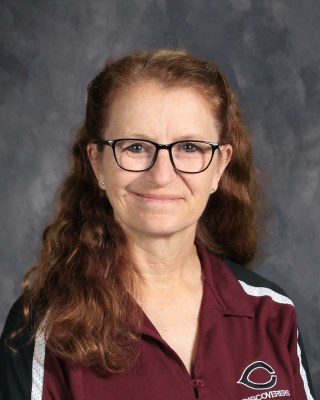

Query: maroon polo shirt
left=0, top=244, right=316, bottom=399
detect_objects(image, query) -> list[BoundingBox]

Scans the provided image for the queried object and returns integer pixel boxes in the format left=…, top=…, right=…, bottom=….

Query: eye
left=175, top=142, right=206, bottom=153
left=127, top=143, right=144, bottom=153
left=181, top=142, right=199, bottom=152
left=173, top=141, right=212, bottom=156
left=118, top=140, right=154, bottom=155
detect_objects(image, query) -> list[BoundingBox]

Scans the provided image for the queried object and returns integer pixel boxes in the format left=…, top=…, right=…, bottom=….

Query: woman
left=0, top=49, right=316, bottom=399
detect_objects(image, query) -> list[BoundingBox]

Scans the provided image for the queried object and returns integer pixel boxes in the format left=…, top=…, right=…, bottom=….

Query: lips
left=131, top=191, right=181, bottom=201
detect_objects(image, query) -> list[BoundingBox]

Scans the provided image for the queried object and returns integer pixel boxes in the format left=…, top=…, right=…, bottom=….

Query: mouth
left=131, top=191, right=181, bottom=202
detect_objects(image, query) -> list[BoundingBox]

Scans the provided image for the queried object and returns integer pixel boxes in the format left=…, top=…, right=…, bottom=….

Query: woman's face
left=87, top=82, right=232, bottom=240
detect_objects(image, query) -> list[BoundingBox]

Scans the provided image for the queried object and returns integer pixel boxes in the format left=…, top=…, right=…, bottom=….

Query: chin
left=128, top=218, right=196, bottom=238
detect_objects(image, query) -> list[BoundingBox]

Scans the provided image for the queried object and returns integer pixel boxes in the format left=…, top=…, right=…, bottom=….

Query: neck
left=126, top=228, right=201, bottom=289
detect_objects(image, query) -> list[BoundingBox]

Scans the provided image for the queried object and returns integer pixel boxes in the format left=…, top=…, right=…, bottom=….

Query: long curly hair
left=12, top=49, right=261, bottom=374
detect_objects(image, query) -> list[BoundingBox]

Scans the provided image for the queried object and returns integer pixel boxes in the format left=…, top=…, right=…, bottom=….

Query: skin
left=87, top=82, right=232, bottom=374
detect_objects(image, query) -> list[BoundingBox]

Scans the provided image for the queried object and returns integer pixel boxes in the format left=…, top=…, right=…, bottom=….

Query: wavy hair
left=11, top=49, right=261, bottom=373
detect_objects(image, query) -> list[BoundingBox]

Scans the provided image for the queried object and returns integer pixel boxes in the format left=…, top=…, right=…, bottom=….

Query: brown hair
left=12, top=49, right=260, bottom=373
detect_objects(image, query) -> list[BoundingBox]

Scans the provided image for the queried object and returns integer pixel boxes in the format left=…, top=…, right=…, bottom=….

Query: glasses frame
left=93, top=138, right=221, bottom=174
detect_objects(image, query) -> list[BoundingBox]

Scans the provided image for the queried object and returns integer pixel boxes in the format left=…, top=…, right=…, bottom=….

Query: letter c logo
left=237, top=361, right=277, bottom=390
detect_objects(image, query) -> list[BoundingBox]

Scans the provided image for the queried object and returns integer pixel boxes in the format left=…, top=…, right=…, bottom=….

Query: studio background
left=1, top=0, right=319, bottom=396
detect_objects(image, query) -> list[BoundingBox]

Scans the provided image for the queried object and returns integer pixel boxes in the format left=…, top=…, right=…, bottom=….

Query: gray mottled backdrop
left=1, top=0, right=319, bottom=396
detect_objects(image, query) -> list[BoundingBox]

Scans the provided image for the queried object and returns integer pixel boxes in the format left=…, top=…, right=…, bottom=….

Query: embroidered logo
left=237, top=361, right=277, bottom=390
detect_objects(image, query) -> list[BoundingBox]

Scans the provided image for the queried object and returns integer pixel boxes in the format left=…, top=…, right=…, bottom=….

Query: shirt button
left=195, top=379, right=205, bottom=388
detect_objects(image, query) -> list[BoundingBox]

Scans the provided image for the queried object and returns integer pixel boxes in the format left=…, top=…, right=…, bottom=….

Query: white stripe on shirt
left=239, top=280, right=314, bottom=400
left=31, top=328, right=46, bottom=400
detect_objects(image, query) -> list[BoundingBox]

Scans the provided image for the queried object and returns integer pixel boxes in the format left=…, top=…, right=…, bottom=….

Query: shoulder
left=222, top=259, right=317, bottom=399
left=1, top=296, right=35, bottom=347
left=0, top=297, right=35, bottom=400
left=1, top=297, right=28, bottom=336
left=223, top=258, right=293, bottom=304
left=198, top=243, right=294, bottom=312
left=223, top=258, right=284, bottom=293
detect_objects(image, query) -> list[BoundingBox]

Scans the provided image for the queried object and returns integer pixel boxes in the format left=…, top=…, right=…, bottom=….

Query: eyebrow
left=118, top=133, right=211, bottom=141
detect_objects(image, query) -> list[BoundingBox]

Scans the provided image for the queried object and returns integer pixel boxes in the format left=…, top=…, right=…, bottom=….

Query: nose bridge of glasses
left=152, top=142, right=175, bottom=168
left=156, top=143, right=173, bottom=150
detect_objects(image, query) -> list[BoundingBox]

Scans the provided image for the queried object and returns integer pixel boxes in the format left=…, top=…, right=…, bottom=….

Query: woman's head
left=76, top=49, right=257, bottom=263
left=86, top=81, right=232, bottom=241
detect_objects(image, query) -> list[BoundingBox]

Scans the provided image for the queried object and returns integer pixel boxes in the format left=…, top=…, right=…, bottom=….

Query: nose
left=147, top=148, right=177, bottom=185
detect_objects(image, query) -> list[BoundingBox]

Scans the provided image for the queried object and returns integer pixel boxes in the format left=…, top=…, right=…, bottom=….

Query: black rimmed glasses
left=94, top=138, right=221, bottom=174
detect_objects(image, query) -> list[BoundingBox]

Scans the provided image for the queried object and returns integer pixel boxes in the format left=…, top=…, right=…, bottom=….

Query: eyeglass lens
left=114, top=139, right=215, bottom=173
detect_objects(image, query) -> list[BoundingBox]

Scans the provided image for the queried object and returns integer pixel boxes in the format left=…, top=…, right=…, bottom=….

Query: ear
left=86, top=143, right=105, bottom=190
left=211, top=144, right=233, bottom=190
left=218, top=144, right=233, bottom=175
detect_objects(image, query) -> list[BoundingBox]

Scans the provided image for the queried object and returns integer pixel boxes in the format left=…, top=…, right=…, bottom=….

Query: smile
left=131, top=191, right=181, bottom=202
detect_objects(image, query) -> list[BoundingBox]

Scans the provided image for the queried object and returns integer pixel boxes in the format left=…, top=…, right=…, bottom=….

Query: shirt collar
left=196, top=242, right=255, bottom=318
left=140, top=242, right=255, bottom=337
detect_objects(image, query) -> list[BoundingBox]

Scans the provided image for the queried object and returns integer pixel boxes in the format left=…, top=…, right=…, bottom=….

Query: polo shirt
left=0, top=244, right=316, bottom=399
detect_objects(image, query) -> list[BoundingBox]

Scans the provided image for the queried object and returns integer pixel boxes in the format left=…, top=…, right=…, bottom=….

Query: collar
left=196, top=242, right=255, bottom=318
left=140, top=242, right=255, bottom=338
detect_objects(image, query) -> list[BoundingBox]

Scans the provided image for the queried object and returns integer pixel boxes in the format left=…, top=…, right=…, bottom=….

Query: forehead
left=105, top=82, right=220, bottom=140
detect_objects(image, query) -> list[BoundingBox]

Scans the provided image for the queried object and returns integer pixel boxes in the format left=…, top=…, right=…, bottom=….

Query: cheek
left=184, top=178, right=211, bottom=208
left=100, top=159, right=121, bottom=199
left=101, top=158, right=126, bottom=190
left=103, top=168, right=141, bottom=203
left=104, top=174, right=125, bottom=201
left=189, top=170, right=216, bottom=194
left=101, top=155, right=116, bottom=177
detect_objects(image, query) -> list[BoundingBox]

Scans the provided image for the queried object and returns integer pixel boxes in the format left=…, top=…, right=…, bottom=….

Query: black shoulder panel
left=0, top=297, right=34, bottom=400
left=223, top=258, right=288, bottom=297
